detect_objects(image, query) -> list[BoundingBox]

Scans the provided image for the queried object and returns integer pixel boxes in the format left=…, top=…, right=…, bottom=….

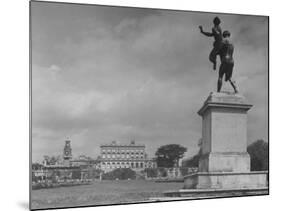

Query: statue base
left=163, top=92, right=268, bottom=198
left=183, top=171, right=268, bottom=189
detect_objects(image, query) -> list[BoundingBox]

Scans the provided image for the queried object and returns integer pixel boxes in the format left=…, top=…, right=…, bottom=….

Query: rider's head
left=213, top=17, right=221, bottom=26
left=223, top=30, right=231, bottom=38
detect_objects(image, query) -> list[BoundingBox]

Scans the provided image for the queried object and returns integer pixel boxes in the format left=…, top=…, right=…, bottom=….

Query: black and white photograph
left=30, top=1, right=269, bottom=210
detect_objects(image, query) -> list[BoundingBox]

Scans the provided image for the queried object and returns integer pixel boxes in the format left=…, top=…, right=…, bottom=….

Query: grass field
left=31, top=180, right=183, bottom=210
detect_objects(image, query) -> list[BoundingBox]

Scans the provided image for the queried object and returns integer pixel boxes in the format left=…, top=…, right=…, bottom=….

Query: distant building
left=42, top=139, right=99, bottom=169
left=99, top=140, right=157, bottom=172
left=71, top=155, right=91, bottom=167
left=63, top=139, right=72, bottom=166
left=32, top=163, right=45, bottom=181
left=71, top=155, right=100, bottom=169
left=38, top=139, right=95, bottom=183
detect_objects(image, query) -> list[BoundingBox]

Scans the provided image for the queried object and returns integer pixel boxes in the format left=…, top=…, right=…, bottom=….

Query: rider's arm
left=199, top=26, right=214, bottom=37
left=200, top=30, right=214, bottom=37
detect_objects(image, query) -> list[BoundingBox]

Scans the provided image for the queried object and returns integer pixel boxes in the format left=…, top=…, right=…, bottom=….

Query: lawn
left=31, top=180, right=183, bottom=210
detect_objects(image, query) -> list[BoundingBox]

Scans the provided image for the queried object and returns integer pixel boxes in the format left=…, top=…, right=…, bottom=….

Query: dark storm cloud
left=31, top=2, right=268, bottom=162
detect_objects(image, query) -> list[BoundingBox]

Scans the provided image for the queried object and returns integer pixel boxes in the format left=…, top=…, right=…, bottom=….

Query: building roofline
left=100, top=144, right=145, bottom=147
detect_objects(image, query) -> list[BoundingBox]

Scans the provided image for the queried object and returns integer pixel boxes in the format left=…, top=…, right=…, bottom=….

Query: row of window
left=102, top=151, right=144, bottom=155
left=101, top=154, right=144, bottom=159
left=101, top=162, right=155, bottom=168
left=101, top=149, right=144, bottom=154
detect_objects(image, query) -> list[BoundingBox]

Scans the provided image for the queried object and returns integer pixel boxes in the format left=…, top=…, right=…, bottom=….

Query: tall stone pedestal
left=183, top=92, right=268, bottom=190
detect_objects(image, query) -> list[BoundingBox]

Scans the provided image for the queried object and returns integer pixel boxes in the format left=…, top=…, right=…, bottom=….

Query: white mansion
left=99, top=140, right=157, bottom=172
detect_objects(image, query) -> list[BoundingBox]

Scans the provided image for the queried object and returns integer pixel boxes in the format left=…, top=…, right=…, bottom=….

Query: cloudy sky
left=31, top=2, right=268, bottom=162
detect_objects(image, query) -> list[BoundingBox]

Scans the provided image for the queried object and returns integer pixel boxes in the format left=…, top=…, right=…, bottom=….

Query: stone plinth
left=184, top=171, right=268, bottom=189
left=183, top=92, right=268, bottom=190
left=198, top=92, right=252, bottom=173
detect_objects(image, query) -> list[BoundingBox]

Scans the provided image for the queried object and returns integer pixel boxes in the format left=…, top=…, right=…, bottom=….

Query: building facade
left=99, top=140, right=157, bottom=172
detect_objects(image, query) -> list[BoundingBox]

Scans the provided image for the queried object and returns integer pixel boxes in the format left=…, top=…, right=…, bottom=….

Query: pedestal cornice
left=198, top=92, right=253, bottom=116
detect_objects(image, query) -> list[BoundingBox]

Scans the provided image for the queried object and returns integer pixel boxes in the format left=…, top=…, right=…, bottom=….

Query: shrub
left=144, top=168, right=158, bottom=178
left=102, top=168, right=136, bottom=180
left=247, top=139, right=268, bottom=171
